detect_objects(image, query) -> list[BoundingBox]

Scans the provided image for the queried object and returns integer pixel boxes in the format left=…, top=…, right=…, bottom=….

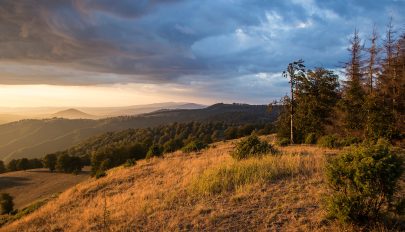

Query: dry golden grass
left=1, top=137, right=402, bottom=231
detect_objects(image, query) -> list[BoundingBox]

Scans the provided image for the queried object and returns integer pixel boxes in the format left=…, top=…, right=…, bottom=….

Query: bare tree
left=365, top=25, right=380, bottom=94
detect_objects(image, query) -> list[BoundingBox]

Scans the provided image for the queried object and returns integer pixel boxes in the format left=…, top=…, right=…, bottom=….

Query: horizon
left=0, top=0, right=404, bottom=107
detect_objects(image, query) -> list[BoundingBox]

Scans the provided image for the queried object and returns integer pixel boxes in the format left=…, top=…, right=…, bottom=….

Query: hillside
left=51, top=109, right=95, bottom=119
left=0, top=104, right=280, bottom=162
left=0, top=168, right=91, bottom=210
left=1, top=138, right=342, bottom=231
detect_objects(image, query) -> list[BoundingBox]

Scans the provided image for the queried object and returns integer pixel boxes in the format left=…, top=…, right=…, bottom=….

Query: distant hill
left=107, top=102, right=206, bottom=116
left=0, top=103, right=280, bottom=162
left=51, top=109, right=95, bottom=119
left=0, top=102, right=206, bottom=123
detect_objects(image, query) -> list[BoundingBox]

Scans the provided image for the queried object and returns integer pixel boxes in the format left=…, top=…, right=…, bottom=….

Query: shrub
left=276, top=137, right=290, bottom=147
left=146, top=144, right=163, bottom=159
left=339, top=136, right=361, bottom=147
left=0, top=193, right=14, bottom=215
left=304, top=133, right=317, bottom=144
left=123, top=159, right=137, bottom=167
left=231, top=135, right=275, bottom=160
left=181, top=140, right=207, bottom=153
left=95, top=170, right=107, bottom=179
left=325, top=143, right=403, bottom=224
left=163, top=139, right=183, bottom=153
left=317, top=135, right=340, bottom=148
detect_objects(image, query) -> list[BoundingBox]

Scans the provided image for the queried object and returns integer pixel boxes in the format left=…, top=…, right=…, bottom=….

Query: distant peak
left=52, top=108, right=94, bottom=119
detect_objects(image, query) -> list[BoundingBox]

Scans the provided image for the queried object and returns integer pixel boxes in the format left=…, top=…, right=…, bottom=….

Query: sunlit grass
left=190, top=152, right=324, bottom=196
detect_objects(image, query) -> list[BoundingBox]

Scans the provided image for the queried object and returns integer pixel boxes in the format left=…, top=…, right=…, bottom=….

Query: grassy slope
left=0, top=168, right=90, bottom=209
left=2, top=137, right=351, bottom=232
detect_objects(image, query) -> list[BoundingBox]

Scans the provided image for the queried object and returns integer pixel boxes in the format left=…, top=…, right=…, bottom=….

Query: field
left=1, top=137, right=403, bottom=231
left=0, top=167, right=91, bottom=209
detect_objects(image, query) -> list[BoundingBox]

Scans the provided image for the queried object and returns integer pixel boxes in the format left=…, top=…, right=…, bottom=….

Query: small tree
left=146, top=144, right=163, bottom=159
left=0, top=161, right=6, bottom=173
left=0, top=193, right=14, bottom=214
left=7, top=159, right=17, bottom=172
left=43, top=154, right=57, bottom=172
left=325, top=142, right=403, bottom=223
left=181, top=140, right=207, bottom=153
left=17, top=158, right=30, bottom=171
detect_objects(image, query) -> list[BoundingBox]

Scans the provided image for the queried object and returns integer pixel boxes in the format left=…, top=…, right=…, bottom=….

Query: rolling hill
left=0, top=138, right=343, bottom=231
left=0, top=103, right=280, bottom=162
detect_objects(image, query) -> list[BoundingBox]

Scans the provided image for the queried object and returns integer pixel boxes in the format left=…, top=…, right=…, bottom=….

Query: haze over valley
left=0, top=0, right=404, bottom=231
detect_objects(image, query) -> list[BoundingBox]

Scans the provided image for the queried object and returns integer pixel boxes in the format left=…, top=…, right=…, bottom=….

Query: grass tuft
left=190, top=153, right=323, bottom=196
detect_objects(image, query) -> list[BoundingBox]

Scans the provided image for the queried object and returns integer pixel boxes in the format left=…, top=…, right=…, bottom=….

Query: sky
left=0, top=0, right=404, bottom=107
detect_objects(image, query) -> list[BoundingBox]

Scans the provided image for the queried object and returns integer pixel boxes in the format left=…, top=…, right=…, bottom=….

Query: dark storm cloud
left=0, top=0, right=404, bottom=101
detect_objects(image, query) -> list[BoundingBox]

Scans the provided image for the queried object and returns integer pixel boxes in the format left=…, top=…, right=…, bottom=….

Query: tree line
left=0, top=122, right=274, bottom=175
left=275, top=20, right=404, bottom=144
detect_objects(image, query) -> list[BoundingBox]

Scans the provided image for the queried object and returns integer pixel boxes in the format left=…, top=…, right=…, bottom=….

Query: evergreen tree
left=342, top=29, right=366, bottom=131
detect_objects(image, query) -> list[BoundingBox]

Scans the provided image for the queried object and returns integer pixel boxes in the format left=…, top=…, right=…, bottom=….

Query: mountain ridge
left=0, top=103, right=280, bottom=162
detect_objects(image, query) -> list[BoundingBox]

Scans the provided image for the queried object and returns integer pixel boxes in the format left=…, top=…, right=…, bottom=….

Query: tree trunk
left=290, top=79, right=294, bottom=144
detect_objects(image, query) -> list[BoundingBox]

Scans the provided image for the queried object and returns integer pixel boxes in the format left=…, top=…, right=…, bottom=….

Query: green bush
left=325, top=143, right=403, bottom=224
left=146, top=144, right=163, bottom=159
left=0, top=193, right=14, bottom=215
left=304, top=133, right=317, bottom=144
left=339, top=136, right=361, bottom=147
left=317, top=135, right=340, bottom=148
left=276, top=138, right=290, bottom=147
left=123, top=159, right=137, bottom=167
left=181, top=140, right=207, bottom=153
left=95, top=170, right=107, bottom=179
left=231, top=135, right=275, bottom=160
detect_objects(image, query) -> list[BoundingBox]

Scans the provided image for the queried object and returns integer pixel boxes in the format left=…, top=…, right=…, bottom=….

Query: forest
left=274, top=21, right=404, bottom=146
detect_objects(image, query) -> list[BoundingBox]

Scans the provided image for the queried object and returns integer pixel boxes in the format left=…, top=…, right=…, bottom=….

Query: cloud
left=0, top=0, right=404, bottom=102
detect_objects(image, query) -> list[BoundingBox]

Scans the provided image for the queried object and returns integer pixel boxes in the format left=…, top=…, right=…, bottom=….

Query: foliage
left=325, top=143, right=404, bottom=223
left=317, top=135, right=340, bottom=148
left=95, top=170, right=106, bottom=179
left=123, top=159, right=137, bottom=167
left=163, top=138, right=183, bottom=153
left=181, top=140, right=207, bottom=153
left=338, top=136, right=362, bottom=147
left=231, top=135, right=275, bottom=160
left=275, top=68, right=340, bottom=143
left=304, top=133, right=317, bottom=144
left=59, top=122, right=274, bottom=175
left=0, top=193, right=14, bottom=215
left=5, top=158, right=43, bottom=172
left=146, top=144, right=163, bottom=159
left=56, top=154, right=83, bottom=173
left=276, top=138, right=290, bottom=147
left=0, top=161, right=5, bottom=174
left=43, top=154, right=57, bottom=172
